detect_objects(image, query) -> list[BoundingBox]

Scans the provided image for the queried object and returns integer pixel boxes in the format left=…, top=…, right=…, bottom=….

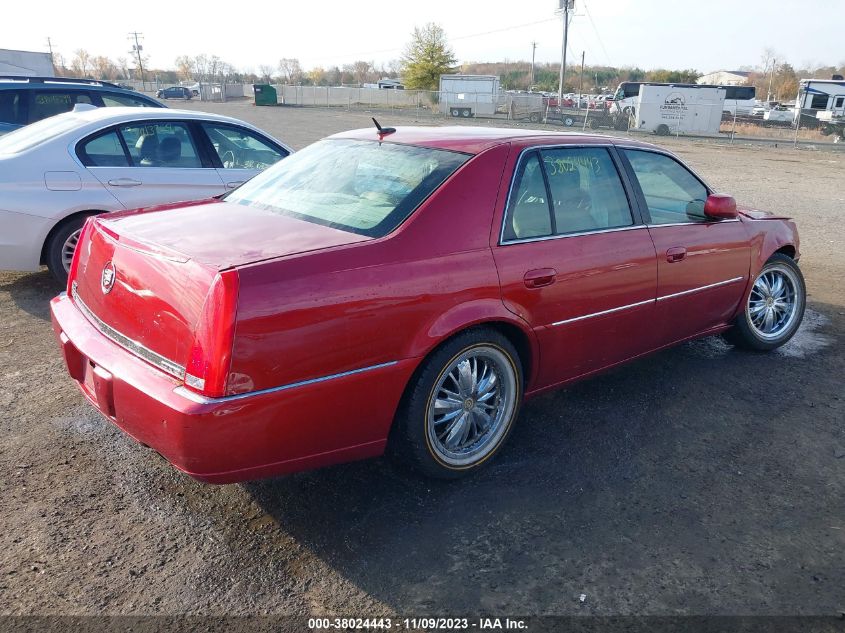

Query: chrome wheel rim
left=61, top=229, right=82, bottom=272
left=427, top=346, right=517, bottom=468
left=746, top=264, right=801, bottom=340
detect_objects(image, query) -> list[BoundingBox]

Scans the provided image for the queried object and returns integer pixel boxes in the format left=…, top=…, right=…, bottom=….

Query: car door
left=80, top=120, right=227, bottom=209
left=620, top=148, right=750, bottom=343
left=196, top=121, right=290, bottom=191
left=492, top=144, right=658, bottom=389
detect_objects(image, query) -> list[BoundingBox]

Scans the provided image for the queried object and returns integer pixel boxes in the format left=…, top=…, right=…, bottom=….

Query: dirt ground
left=1, top=104, right=843, bottom=619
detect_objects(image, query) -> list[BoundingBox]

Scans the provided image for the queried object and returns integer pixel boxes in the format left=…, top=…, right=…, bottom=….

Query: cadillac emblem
left=101, top=261, right=116, bottom=294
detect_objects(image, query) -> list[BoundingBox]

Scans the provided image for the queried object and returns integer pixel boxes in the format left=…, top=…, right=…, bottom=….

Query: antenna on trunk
left=372, top=117, right=396, bottom=136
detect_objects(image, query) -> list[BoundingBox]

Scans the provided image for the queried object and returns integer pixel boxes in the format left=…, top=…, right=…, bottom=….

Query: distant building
left=697, top=70, right=752, bottom=86
left=0, top=48, right=54, bottom=77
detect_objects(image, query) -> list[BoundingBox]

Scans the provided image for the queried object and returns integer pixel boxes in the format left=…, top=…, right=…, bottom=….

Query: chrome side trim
left=501, top=224, right=644, bottom=246
left=174, top=360, right=400, bottom=405
left=551, top=297, right=654, bottom=326
left=646, top=219, right=740, bottom=229
left=551, top=276, right=745, bottom=327
left=71, top=282, right=186, bottom=380
left=656, top=276, right=745, bottom=302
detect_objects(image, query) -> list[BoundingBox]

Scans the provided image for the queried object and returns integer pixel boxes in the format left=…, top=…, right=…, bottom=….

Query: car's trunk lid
left=71, top=200, right=370, bottom=379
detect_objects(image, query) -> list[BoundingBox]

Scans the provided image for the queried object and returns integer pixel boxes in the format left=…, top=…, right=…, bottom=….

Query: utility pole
left=45, top=37, right=55, bottom=75
left=530, top=41, right=538, bottom=87
left=557, top=0, right=574, bottom=105
left=578, top=51, right=585, bottom=108
left=767, top=58, right=777, bottom=103
left=128, top=32, right=146, bottom=89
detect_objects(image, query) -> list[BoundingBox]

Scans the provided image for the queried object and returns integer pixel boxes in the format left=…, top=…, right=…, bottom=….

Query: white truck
left=439, top=74, right=499, bottom=118
left=631, top=84, right=726, bottom=136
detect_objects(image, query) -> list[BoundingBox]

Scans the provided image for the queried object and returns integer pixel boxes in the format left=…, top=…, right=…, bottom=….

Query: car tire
left=451, top=108, right=460, bottom=117
left=724, top=253, right=806, bottom=352
left=390, top=328, right=523, bottom=479
left=563, top=116, right=574, bottom=127
left=45, top=214, right=92, bottom=286
left=656, top=124, right=670, bottom=136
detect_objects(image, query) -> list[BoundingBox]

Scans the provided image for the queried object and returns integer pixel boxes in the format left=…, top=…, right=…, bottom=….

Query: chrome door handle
left=107, top=178, right=142, bottom=187
left=225, top=181, right=245, bottom=189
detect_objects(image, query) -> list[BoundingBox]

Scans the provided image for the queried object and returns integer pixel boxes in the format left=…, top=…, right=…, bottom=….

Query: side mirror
left=704, top=194, right=738, bottom=220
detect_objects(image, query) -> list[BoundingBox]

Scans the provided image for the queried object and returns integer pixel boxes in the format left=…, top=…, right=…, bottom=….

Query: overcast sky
left=3, top=0, right=842, bottom=73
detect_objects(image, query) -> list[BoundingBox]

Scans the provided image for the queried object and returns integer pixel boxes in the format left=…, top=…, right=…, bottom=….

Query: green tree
left=401, top=23, right=457, bottom=90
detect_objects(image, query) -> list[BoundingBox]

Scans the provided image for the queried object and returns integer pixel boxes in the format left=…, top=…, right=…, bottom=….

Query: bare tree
left=116, top=57, right=129, bottom=79
left=350, top=60, right=373, bottom=85
left=258, top=64, right=274, bottom=82
left=175, top=55, right=194, bottom=81
left=53, top=52, right=67, bottom=76
left=277, top=58, right=302, bottom=84
left=70, top=49, right=92, bottom=77
left=92, top=56, right=118, bottom=80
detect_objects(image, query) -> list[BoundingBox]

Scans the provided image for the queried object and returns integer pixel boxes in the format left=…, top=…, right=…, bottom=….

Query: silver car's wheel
left=61, top=228, right=82, bottom=273
left=391, top=329, right=523, bottom=478
left=725, top=253, right=805, bottom=352
left=746, top=263, right=802, bottom=341
left=426, top=345, right=517, bottom=468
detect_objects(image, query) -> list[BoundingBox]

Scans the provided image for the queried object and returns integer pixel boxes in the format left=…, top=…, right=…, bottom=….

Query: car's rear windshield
left=0, top=115, right=82, bottom=154
left=224, top=138, right=471, bottom=238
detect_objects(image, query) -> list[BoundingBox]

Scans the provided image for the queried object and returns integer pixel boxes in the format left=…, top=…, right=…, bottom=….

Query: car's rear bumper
left=0, top=209, right=53, bottom=271
left=50, top=292, right=417, bottom=483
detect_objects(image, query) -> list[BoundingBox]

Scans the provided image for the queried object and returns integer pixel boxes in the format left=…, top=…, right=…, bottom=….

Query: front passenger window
left=625, top=150, right=709, bottom=224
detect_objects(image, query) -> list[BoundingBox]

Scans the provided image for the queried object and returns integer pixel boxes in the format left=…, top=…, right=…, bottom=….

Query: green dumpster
left=253, top=84, right=277, bottom=106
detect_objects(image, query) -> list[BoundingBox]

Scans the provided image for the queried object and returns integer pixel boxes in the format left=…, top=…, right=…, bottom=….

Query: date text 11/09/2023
left=307, top=617, right=528, bottom=630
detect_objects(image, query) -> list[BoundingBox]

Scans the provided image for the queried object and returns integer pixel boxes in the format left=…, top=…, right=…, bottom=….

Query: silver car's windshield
left=0, top=114, right=83, bottom=154
left=225, top=138, right=470, bottom=238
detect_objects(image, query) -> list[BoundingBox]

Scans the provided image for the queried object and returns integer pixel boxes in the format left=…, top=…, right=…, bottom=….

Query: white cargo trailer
left=439, top=74, right=499, bottom=118
left=796, top=78, right=845, bottom=124
left=632, top=85, right=726, bottom=136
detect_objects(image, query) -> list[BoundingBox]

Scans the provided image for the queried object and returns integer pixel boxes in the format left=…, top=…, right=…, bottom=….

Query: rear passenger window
left=78, top=131, right=129, bottom=167
left=502, top=147, right=633, bottom=242
left=0, top=90, right=25, bottom=125
left=119, top=121, right=202, bottom=168
left=504, top=152, right=551, bottom=240
left=31, top=91, right=92, bottom=121
left=541, top=147, right=633, bottom=235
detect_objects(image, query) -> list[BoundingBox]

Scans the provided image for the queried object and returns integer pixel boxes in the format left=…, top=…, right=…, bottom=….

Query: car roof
left=330, top=126, right=659, bottom=154
left=54, top=106, right=248, bottom=127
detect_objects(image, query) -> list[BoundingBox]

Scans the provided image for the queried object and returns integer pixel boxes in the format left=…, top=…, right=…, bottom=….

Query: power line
left=582, top=1, right=612, bottom=66
left=306, top=17, right=559, bottom=64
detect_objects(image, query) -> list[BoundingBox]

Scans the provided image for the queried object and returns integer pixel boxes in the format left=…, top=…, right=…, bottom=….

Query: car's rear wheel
left=391, top=328, right=523, bottom=478
left=724, top=253, right=805, bottom=351
left=45, top=215, right=91, bottom=285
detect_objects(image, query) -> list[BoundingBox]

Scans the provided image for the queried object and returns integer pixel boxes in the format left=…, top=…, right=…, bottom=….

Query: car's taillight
left=66, top=218, right=94, bottom=295
left=184, top=270, right=240, bottom=398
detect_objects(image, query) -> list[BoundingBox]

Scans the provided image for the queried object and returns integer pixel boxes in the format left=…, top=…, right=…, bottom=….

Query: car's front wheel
left=392, top=328, right=523, bottom=478
left=45, top=215, right=91, bottom=285
left=725, top=253, right=806, bottom=351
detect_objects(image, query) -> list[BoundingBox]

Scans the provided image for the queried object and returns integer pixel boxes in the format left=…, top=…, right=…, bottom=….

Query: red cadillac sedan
left=51, top=126, right=805, bottom=482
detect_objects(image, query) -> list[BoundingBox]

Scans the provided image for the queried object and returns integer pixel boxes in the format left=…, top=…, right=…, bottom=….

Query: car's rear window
left=0, top=114, right=82, bottom=154
left=224, top=138, right=470, bottom=237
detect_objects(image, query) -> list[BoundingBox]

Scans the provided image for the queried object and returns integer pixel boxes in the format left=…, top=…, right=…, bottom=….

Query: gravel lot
left=1, top=104, right=843, bottom=618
